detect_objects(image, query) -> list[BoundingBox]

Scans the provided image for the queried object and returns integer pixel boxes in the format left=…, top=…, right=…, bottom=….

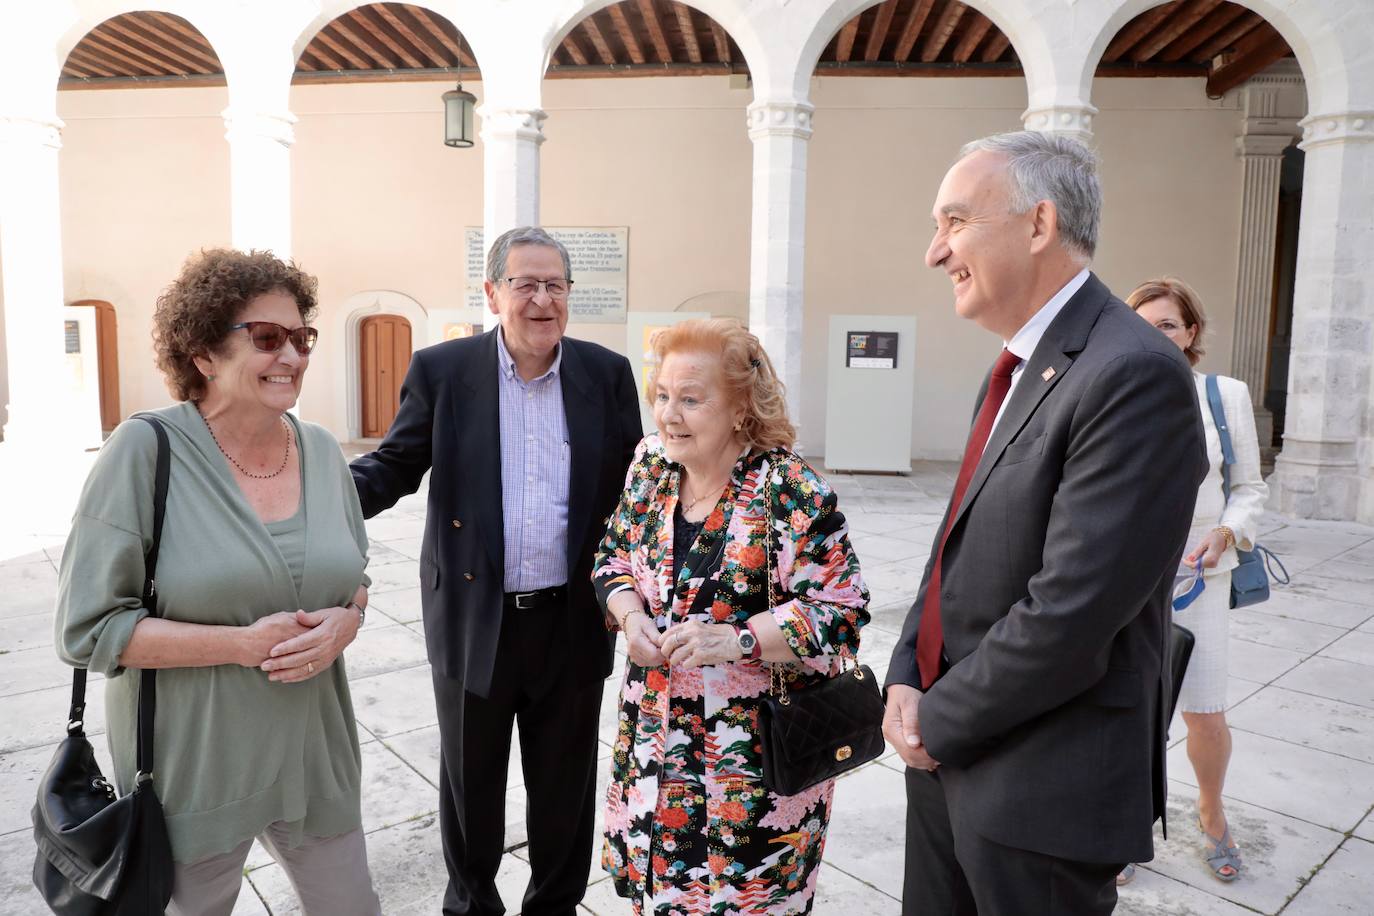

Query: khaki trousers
left=167, top=823, right=381, bottom=916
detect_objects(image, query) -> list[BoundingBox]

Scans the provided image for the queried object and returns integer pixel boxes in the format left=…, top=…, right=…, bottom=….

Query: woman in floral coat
left=593, top=318, right=870, bottom=915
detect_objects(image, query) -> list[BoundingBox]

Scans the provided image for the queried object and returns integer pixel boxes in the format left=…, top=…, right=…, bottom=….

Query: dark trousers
left=903, top=768, right=1122, bottom=916
left=431, top=602, right=603, bottom=916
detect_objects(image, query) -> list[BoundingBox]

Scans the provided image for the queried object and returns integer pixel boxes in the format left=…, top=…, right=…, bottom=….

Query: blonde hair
left=1126, top=276, right=1207, bottom=366
left=649, top=318, right=796, bottom=451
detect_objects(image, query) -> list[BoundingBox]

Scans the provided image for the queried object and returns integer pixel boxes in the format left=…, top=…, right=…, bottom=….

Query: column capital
left=1021, top=104, right=1098, bottom=143
left=746, top=100, right=814, bottom=141
left=1299, top=111, right=1374, bottom=150
left=0, top=114, right=64, bottom=150
left=1236, top=133, right=1295, bottom=158
left=222, top=107, right=296, bottom=148
left=477, top=107, right=547, bottom=144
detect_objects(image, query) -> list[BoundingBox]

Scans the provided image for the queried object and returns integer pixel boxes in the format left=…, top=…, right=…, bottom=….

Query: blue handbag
left=1204, top=375, right=1290, bottom=608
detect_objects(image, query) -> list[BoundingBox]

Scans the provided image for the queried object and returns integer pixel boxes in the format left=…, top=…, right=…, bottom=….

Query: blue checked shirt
left=496, top=328, right=571, bottom=592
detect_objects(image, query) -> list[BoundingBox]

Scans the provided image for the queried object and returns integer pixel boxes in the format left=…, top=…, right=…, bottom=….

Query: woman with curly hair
left=593, top=318, right=870, bottom=914
left=54, top=249, right=381, bottom=914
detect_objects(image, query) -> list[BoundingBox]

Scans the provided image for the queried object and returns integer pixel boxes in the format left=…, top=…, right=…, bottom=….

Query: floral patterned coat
left=592, top=435, right=870, bottom=915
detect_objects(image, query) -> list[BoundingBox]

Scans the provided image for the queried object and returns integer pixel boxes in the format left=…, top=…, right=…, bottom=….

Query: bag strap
left=65, top=416, right=169, bottom=784
left=1204, top=374, right=1236, bottom=502
left=1257, top=544, right=1292, bottom=585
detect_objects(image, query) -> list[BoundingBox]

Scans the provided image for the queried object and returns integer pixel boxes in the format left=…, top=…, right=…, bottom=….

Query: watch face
left=738, top=630, right=758, bottom=651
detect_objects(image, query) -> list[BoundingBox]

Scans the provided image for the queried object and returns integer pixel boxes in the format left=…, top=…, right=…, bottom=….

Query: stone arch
left=290, top=1, right=486, bottom=71
left=794, top=0, right=1049, bottom=104
left=335, top=290, right=429, bottom=440
left=56, top=2, right=227, bottom=73
left=541, top=0, right=769, bottom=82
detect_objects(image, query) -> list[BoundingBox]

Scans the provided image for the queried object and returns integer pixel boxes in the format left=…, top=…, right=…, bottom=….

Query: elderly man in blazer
left=351, top=227, right=641, bottom=915
left=883, top=133, right=1207, bottom=914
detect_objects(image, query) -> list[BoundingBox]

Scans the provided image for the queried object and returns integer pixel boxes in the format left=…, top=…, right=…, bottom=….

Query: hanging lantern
left=442, top=79, right=475, bottom=148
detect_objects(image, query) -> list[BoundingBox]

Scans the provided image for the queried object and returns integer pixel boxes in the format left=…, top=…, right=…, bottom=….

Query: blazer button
left=463, top=573, right=475, bottom=581
left=452, top=519, right=463, bottom=528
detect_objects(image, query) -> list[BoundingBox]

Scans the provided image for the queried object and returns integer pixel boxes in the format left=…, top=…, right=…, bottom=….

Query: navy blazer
left=887, top=273, right=1207, bottom=865
left=351, top=329, right=642, bottom=696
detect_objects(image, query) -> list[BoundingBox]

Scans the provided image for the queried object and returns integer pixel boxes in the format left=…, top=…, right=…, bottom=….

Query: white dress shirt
left=990, top=268, right=1090, bottom=435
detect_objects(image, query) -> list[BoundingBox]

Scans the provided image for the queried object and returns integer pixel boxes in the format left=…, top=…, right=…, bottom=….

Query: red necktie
left=917, top=348, right=1023, bottom=688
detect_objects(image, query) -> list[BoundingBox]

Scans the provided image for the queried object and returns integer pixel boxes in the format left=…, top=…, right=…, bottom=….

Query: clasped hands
left=241, top=591, right=365, bottom=684
left=883, top=683, right=941, bottom=772
left=621, top=612, right=741, bottom=669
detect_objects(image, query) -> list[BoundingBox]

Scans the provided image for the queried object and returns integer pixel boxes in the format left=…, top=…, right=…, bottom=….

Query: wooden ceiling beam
left=608, top=5, right=646, bottom=65
left=311, top=25, right=373, bottom=70
left=709, top=20, right=732, bottom=63
left=333, top=14, right=397, bottom=68
left=354, top=7, right=430, bottom=69
left=894, top=0, right=937, bottom=63
left=561, top=34, right=590, bottom=67
left=1130, top=0, right=1223, bottom=62
left=864, top=0, right=898, bottom=63
left=1159, top=3, right=1248, bottom=62
left=144, top=12, right=217, bottom=57
left=637, top=0, right=673, bottom=63
left=82, top=30, right=168, bottom=75
left=101, top=18, right=208, bottom=73
left=64, top=48, right=119, bottom=78
left=1102, top=1, right=1180, bottom=63
left=300, top=42, right=346, bottom=71
left=1207, top=27, right=1290, bottom=96
left=408, top=6, right=474, bottom=68
left=951, top=11, right=994, bottom=63
left=1193, top=11, right=1264, bottom=62
left=120, top=14, right=221, bottom=71
left=581, top=16, right=619, bottom=65
left=673, top=4, right=702, bottom=64
left=979, top=31, right=1011, bottom=62
left=373, top=4, right=449, bottom=68
left=834, top=17, right=860, bottom=63
left=919, top=1, right=967, bottom=63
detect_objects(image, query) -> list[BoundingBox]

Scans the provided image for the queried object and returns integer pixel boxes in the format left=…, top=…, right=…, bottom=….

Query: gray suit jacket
left=887, top=273, right=1207, bottom=864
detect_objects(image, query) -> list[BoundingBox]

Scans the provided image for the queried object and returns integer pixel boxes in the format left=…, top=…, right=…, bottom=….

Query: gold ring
left=307, top=661, right=314, bottom=674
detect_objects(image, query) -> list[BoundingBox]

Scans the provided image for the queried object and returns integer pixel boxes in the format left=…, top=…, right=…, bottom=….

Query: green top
left=54, top=402, right=371, bottom=864
left=265, top=496, right=307, bottom=594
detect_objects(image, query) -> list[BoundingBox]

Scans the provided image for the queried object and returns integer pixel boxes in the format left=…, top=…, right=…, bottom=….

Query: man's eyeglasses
left=500, top=277, right=573, bottom=300
left=229, top=321, right=319, bottom=355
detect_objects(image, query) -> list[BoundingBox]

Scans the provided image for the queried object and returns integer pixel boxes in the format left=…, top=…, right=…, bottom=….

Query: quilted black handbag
left=756, top=469, right=884, bottom=796
left=32, top=415, right=174, bottom=915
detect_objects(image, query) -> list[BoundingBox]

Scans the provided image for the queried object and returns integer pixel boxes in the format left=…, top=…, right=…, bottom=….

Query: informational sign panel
left=825, top=315, right=917, bottom=473
left=845, top=330, right=899, bottom=369
left=465, top=227, right=629, bottom=323
left=626, top=311, right=709, bottom=433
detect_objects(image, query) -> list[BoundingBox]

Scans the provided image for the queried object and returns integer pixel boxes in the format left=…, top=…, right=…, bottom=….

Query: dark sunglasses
left=229, top=321, right=319, bottom=355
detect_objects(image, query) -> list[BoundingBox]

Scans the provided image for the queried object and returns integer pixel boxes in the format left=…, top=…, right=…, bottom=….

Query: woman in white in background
left=1124, top=276, right=1268, bottom=885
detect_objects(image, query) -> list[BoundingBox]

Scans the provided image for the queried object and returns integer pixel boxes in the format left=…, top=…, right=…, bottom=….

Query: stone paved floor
left=3, top=460, right=1374, bottom=914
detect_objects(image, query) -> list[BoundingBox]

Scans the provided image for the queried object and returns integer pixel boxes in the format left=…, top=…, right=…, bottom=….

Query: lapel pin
left=1041, top=367, right=1056, bottom=382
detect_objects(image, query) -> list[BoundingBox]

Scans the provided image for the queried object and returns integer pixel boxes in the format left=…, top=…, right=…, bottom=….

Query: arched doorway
left=69, top=299, right=120, bottom=433
left=359, top=314, right=412, bottom=439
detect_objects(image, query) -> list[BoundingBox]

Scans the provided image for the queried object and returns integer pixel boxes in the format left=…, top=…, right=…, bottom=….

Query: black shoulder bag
left=32, top=415, right=174, bottom=915
left=755, top=467, right=885, bottom=796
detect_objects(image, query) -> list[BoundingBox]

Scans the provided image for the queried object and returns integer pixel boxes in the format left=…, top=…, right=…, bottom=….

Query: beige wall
left=52, top=73, right=1244, bottom=458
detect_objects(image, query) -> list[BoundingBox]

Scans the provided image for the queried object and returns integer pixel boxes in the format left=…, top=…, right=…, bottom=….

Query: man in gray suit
left=883, top=132, right=1206, bottom=914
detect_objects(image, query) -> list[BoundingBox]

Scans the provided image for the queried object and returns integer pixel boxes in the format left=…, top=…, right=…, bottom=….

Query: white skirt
left=1172, top=568, right=1231, bottom=714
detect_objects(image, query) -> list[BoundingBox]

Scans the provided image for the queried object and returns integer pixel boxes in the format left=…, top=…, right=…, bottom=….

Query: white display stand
left=625, top=311, right=709, bottom=434
left=824, top=315, right=916, bottom=473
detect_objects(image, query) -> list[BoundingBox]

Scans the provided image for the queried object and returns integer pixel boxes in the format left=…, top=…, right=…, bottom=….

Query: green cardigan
left=55, top=402, right=370, bottom=864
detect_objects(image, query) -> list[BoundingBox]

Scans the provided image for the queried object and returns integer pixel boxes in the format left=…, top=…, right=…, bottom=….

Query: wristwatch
left=735, top=625, right=761, bottom=661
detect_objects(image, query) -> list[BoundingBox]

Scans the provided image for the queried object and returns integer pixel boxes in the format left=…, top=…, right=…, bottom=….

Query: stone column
left=1267, top=111, right=1374, bottom=522
left=222, top=107, right=296, bottom=256
left=1021, top=104, right=1097, bottom=144
left=1229, top=66, right=1305, bottom=451
left=0, top=112, right=88, bottom=448
left=747, top=98, right=813, bottom=426
left=478, top=106, right=545, bottom=330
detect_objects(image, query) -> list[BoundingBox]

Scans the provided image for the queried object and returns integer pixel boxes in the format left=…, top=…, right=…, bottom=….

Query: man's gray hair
left=485, top=226, right=572, bottom=282
left=959, top=131, right=1101, bottom=260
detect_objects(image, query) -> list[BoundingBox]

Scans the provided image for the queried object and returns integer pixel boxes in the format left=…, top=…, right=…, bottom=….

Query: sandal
left=1115, top=863, right=1136, bottom=886
left=1198, top=819, right=1242, bottom=882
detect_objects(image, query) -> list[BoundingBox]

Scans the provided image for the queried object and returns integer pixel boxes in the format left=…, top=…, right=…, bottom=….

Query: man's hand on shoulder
left=884, top=683, right=940, bottom=771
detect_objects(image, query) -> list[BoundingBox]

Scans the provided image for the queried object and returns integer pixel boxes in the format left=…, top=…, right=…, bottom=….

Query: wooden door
left=359, top=314, right=412, bottom=438
left=71, top=299, right=120, bottom=433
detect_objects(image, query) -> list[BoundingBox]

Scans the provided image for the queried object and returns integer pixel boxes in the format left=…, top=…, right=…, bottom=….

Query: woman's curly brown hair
left=153, top=248, right=319, bottom=401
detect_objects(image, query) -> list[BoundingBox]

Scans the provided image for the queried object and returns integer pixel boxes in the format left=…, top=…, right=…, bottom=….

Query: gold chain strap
left=763, top=466, right=790, bottom=706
